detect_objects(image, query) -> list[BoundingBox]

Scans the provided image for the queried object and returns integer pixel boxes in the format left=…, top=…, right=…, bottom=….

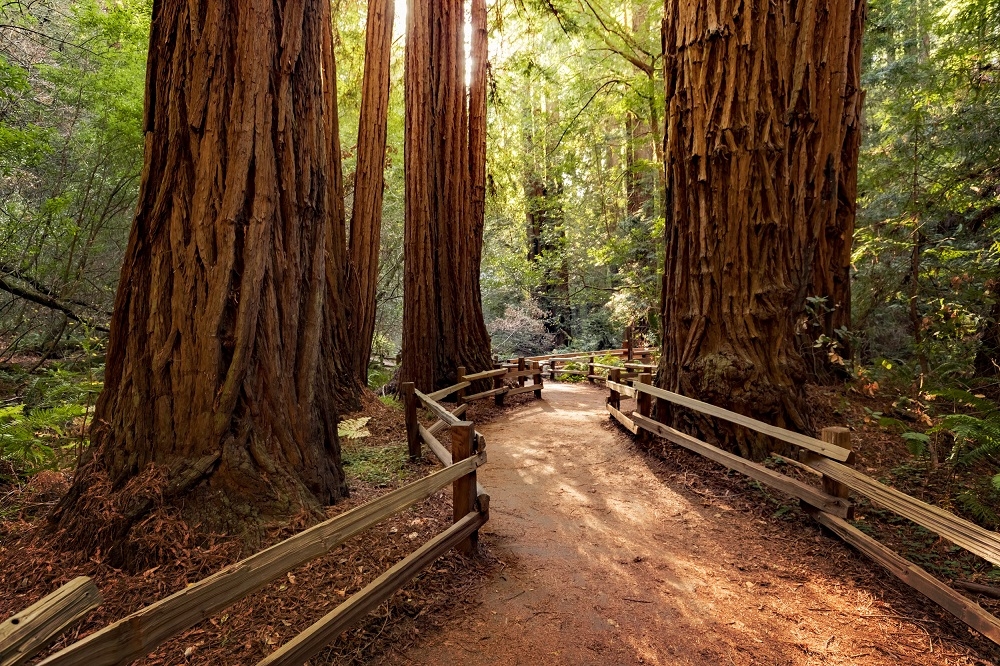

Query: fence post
left=636, top=373, right=651, bottom=442
left=531, top=360, right=542, bottom=398
left=456, top=366, right=466, bottom=405
left=402, top=382, right=420, bottom=461
left=517, top=357, right=526, bottom=387
left=550, top=358, right=557, bottom=381
left=821, top=427, right=854, bottom=518
left=452, top=422, right=478, bottom=554
left=588, top=355, right=595, bottom=383
left=609, top=368, right=621, bottom=411
left=626, top=326, right=634, bottom=362
left=493, top=362, right=505, bottom=406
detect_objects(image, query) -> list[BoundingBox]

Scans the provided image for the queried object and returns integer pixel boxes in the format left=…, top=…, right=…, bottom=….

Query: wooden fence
left=596, top=372, right=1000, bottom=646
left=3, top=384, right=490, bottom=666
left=528, top=347, right=655, bottom=384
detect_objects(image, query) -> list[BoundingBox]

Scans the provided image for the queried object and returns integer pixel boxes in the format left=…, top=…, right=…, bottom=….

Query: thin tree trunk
left=402, top=0, right=492, bottom=391
left=796, top=0, right=867, bottom=375
left=51, top=0, right=352, bottom=554
left=468, top=0, right=488, bottom=328
left=348, top=0, right=395, bottom=385
left=659, top=0, right=865, bottom=458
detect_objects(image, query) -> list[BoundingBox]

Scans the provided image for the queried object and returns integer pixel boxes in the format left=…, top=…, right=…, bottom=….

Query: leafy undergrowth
left=804, top=383, right=1000, bottom=597
left=0, top=390, right=503, bottom=666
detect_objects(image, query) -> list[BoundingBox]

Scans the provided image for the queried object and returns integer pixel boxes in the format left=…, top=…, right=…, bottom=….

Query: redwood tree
left=658, top=0, right=865, bottom=457
left=347, top=0, right=395, bottom=384
left=401, top=0, right=493, bottom=391
left=52, top=0, right=355, bottom=546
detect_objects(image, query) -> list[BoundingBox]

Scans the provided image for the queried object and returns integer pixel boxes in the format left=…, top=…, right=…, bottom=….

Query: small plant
left=0, top=403, right=86, bottom=473
left=341, top=443, right=409, bottom=487
left=367, top=363, right=393, bottom=391
left=924, top=389, right=1000, bottom=468
left=337, top=417, right=372, bottom=440
left=378, top=394, right=401, bottom=409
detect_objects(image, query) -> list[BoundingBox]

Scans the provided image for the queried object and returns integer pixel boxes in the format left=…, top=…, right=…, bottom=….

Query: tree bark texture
left=468, top=0, right=489, bottom=328
left=402, top=0, right=493, bottom=391
left=659, top=0, right=865, bottom=458
left=347, top=0, right=395, bottom=384
left=52, top=0, right=353, bottom=547
left=800, top=0, right=866, bottom=373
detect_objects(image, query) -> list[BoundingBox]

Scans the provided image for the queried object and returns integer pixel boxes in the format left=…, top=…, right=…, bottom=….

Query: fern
left=337, top=417, right=371, bottom=440
left=957, top=489, right=1000, bottom=529
left=0, top=403, right=85, bottom=471
left=925, top=389, right=1000, bottom=464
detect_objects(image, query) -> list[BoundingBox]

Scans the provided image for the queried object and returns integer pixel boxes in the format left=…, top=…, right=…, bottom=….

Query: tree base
left=657, top=351, right=812, bottom=461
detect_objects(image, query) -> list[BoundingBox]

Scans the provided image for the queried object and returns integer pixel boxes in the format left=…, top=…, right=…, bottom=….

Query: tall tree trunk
left=797, top=0, right=867, bottom=375
left=402, top=0, right=492, bottom=391
left=348, top=0, right=395, bottom=385
left=659, top=0, right=865, bottom=458
left=51, top=0, right=351, bottom=553
left=468, top=0, right=488, bottom=329
left=523, top=90, right=572, bottom=347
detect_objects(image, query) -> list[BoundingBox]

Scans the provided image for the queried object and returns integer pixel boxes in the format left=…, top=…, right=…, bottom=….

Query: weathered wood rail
left=597, top=372, right=1000, bottom=646
left=5, top=379, right=492, bottom=666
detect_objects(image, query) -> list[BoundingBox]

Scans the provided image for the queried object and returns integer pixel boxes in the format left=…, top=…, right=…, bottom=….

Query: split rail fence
left=560, top=365, right=1000, bottom=647
left=1, top=371, right=519, bottom=666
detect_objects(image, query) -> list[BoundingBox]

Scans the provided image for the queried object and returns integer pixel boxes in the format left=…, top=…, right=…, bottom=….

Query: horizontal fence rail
left=17, top=355, right=501, bottom=666
left=33, top=456, right=486, bottom=666
left=600, top=373, right=1000, bottom=647
left=0, top=577, right=102, bottom=666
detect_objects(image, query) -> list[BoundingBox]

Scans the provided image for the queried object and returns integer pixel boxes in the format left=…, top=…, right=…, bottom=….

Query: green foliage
left=378, top=394, right=401, bottom=410
left=853, top=0, right=1000, bottom=381
left=337, top=417, right=372, bottom=440
left=0, top=403, right=85, bottom=472
left=901, top=430, right=931, bottom=456
left=341, top=443, right=408, bottom=487
left=0, top=0, right=149, bottom=354
left=367, top=363, right=393, bottom=392
left=957, top=484, right=1000, bottom=529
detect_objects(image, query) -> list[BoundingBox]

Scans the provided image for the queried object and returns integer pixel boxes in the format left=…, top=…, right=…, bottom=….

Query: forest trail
left=386, top=382, right=966, bottom=666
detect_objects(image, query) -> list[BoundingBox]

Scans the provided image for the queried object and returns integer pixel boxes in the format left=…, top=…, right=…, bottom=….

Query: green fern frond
left=930, top=388, right=998, bottom=415
left=939, top=412, right=1000, bottom=463
left=957, top=489, right=1000, bottom=529
left=338, top=416, right=371, bottom=440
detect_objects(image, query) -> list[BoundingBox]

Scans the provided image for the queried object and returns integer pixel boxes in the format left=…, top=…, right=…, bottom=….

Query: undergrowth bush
left=0, top=362, right=101, bottom=480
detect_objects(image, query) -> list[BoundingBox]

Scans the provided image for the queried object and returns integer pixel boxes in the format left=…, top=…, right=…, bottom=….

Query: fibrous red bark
left=659, top=0, right=865, bottom=457
left=52, top=0, right=355, bottom=548
left=402, top=0, right=493, bottom=391
left=347, top=0, right=395, bottom=384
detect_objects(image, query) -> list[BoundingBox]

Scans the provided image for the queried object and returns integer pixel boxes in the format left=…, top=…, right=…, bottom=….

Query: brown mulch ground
left=3, top=376, right=1000, bottom=664
left=0, top=391, right=522, bottom=665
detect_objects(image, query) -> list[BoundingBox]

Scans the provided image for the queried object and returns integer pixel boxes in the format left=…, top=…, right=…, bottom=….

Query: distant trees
left=658, top=0, right=866, bottom=457
left=51, top=0, right=354, bottom=545
left=401, top=0, right=493, bottom=390
left=347, top=0, right=396, bottom=385
left=853, top=0, right=1000, bottom=387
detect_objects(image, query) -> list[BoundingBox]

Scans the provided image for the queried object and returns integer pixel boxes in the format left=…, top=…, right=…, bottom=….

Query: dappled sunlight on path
left=386, top=383, right=963, bottom=666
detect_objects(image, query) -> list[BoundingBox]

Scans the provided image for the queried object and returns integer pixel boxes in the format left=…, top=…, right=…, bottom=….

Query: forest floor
left=385, top=382, right=1000, bottom=666
left=2, top=378, right=999, bottom=664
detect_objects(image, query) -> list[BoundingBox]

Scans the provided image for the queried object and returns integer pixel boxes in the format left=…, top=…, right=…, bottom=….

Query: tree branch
left=0, top=273, right=109, bottom=332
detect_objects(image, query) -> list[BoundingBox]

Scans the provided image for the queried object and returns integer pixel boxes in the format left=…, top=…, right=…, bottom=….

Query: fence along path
left=556, top=353, right=1000, bottom=647
left=1, top=361, right=547, bottom=666
left=9, top=346, right=1000, bottom=660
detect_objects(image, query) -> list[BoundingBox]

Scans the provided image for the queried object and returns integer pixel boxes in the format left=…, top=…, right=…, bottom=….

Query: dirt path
left=386, top=383, right=990, bottom=666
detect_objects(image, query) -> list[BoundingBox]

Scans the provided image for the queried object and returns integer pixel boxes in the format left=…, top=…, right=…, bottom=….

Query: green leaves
left=337, top=417, right=372, bottom=441
left=901, top=431, right=931, bottom=456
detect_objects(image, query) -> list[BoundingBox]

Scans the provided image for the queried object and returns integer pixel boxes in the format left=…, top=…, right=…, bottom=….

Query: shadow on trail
left=390, top=382, right=976, bottom=666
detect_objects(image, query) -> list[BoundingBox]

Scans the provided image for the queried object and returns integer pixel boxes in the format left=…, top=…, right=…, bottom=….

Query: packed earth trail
left=386, top=382, right=992, bottom=666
